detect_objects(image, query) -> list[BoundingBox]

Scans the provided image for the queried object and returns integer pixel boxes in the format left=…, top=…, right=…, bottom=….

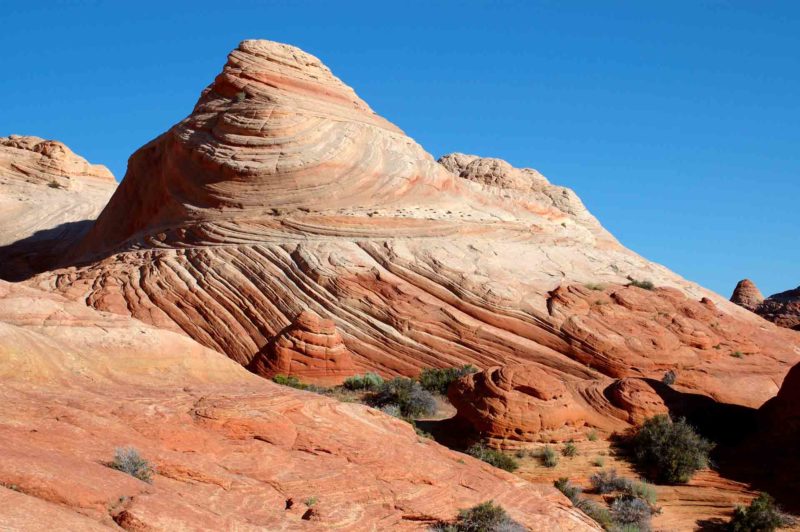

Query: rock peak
left=730, top=278, right=765, bottom=312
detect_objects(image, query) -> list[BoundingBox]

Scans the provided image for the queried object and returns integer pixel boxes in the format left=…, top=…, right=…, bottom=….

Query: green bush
left=343, top=372, right=384, bottom=391
left=562, top=441, right=578, bottom=457
left=554, top=477, right=582, bottom=503
left=590, top=469, right=627, bottom=494
left=587, top=429, right=599, bottom=441
left=370, top=377, right=437, bottom=418
left=540, top=445, right=559, bottom=468
left=272, top=374, right=327, bottom=394
left=419, top=365, right=478, bottom=395
left=628, top=279, right=655, bottom=290
left=574, top=498, right=614, bottom=530
left=430, top=501, right=525, bottom=532
left=728, top=493, right=793, bottom=532
left=632, top=415, right=713, bottom=484
left=662, top=369, right=677, bottom=386
left=466, top=443, right=519, bottom=473
left=110, top=447, right=153, bottom=483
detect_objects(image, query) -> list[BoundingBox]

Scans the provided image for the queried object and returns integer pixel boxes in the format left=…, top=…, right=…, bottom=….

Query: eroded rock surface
left=0, top=280, right=598, bottom=530
left=27, top=40, right=799, bottom=426
left=0, top=135, right=116, bottom=280
left=248, top=310, right=357, bottom=385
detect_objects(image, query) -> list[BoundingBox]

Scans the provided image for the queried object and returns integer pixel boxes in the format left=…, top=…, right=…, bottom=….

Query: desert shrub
left=632, top=415, right=713, bottom=484
left=370, top=377, right=437, bottom=418
left=585, top=283, right=605, bottom=291
left=554, top=477, right=582, bottom=503
left=592, top=456, right=606, bottom=467
left=628, top=279, right=655, bottom=290
left=728, top=493, right=794, bottom=532
left=235, top=91, right=247, bottom=102
left=574, top=498, right=614, bottom=530
left=466, top=443, right=520, bottom=473
left=661, top=369, right=676, bottom=386
left=304, top=496, right=318, bottom=507
left=590, top=469, right=629, bottom=494
left=623, top=480, right=657, bottom=507
left=272, top=374, right=328, bottom=394
left=562, top=441, right=578, bottom=457
left=343, top=372, right=384, bottom=391
left=731, top=351, right=744, bottom=359
left=48, top=180, right=61, bottom=189
left=419, top=365, right=478, bottom=395
left=541, top=445, right=559, bottom=468
left=430, top=501, right=525, bottom=532
left=110, top=447, right=153, bottom=483
left=610, top=497, right=653, bottom=530
left=380, top=404, right=401, bottom=417
left=587, top=429, right=599, bottom=441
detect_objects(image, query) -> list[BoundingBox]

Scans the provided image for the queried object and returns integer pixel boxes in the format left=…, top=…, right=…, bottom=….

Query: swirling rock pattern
left=248, top=309, right=357, bottom=384
left=0, top=135, right=116, bottom=280
left=0, top=280, right=598, bottom=530
left=31, top=40, right=799, bottom=417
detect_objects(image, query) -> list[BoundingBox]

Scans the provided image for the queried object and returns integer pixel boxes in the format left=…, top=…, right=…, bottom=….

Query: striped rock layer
left=0, top=135, right=116, bottom=280
left=33, top=40, right=800, bottom=430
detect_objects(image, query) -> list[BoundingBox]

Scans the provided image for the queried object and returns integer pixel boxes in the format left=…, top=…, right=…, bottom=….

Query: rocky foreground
left=1, top=39, right=799, bottom=531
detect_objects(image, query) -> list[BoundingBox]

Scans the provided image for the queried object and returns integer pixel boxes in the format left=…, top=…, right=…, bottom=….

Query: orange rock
left=0, top=280, right=598, bottom=530
left=730, top=279, right=764, bottom=312
left=248, top=310, right=357, bottom=385
left=21, top=40, right=800, bottom=416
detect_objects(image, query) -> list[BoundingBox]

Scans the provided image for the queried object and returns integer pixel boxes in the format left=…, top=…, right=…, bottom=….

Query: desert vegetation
left=109, top=447, right=153, bottom=484
left=430, top=500, right=525, bottom=532
left=556, top=470, right=659, bottom=531
left=418, top=364, right=477, bottom=394
left=727, top=493, right=794, bottom=532
left=466, top=443, right=520, bottom=472
left=631, top=415, right=713, bottom=484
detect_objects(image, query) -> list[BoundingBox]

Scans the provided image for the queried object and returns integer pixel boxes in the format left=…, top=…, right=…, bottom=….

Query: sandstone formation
left=25, top=40, right=800, bottom=437
left=757, top=286, right=800, bottom=330
left=248, top=310, right=357, bottom=385
left=0, top=135, right=116, bottom=280
left=731, top=279, right=800, bottom=330
left=729, top=279, right=764, bottom=312
left=0, top=279, right=598, bottom=530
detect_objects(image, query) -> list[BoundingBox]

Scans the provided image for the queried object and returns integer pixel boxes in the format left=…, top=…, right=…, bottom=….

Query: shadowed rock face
left=0, top=136, right=116, bottom=280
left=29, top=40, right=799, bottom=428
left=0, top=280, right=598, bottom=530
left=730, top=279, right=800, bottom=330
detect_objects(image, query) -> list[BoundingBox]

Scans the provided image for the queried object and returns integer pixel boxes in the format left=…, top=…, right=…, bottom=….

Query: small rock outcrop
left=730, top=279, right=765, bottom=312
left=249, top=310, right=357, bottom=385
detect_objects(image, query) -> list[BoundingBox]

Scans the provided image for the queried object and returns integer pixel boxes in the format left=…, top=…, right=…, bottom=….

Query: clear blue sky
left=2, top=1, right=797, bottom=297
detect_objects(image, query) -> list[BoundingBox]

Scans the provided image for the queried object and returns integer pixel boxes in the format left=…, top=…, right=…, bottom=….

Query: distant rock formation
left=0, top=135, right=116, bottom=280
left=730, top=279, right=764, bottom=311
left=249, top=310, right=357, bottom=385
left=757, top=286, right=800, bottom=330
left=731, top=279, right=800, bottom=330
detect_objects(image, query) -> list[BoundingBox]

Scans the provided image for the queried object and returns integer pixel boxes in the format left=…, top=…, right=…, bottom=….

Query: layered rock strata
left=248, top=310, right=357, bottom=385
left=0, top=280, right=598, bottom=530
left=0, top=135, right=116, bottom=280
left=29, top=40, right=799, bottom=420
